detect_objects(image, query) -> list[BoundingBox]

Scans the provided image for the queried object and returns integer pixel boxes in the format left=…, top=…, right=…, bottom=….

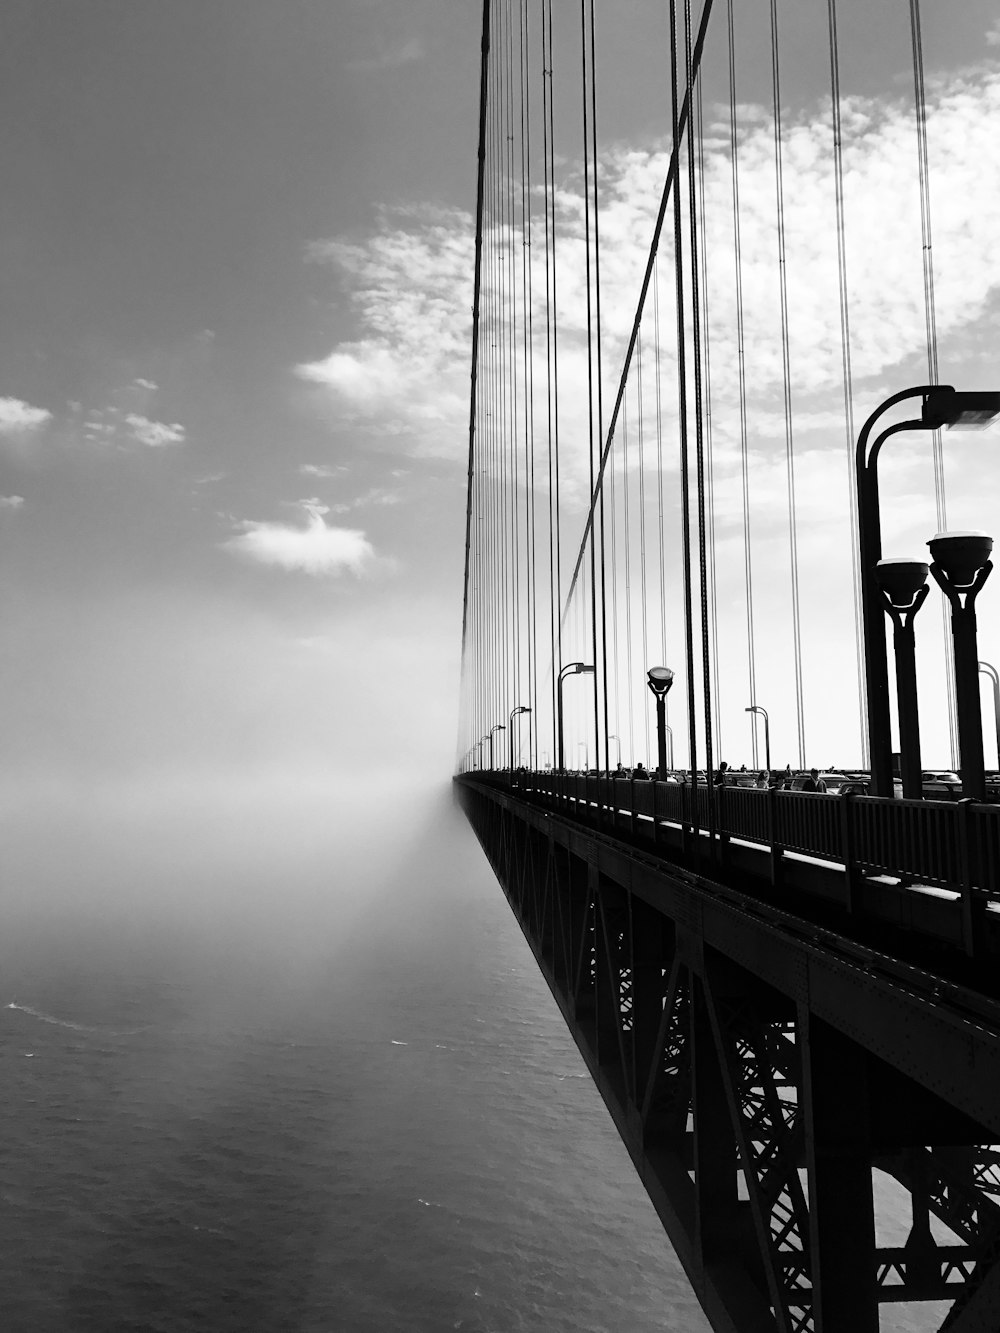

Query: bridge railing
left=475, top=770, right=999, bottom=902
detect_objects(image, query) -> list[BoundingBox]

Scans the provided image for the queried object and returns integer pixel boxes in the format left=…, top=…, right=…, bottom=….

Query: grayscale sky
left=2, top=0, right=1000, bottom=877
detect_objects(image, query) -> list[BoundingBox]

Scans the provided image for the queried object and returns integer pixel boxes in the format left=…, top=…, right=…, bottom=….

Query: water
left=0, top=793, right=708, bottom=1332
left=0, top=791, right=955, bottom=1330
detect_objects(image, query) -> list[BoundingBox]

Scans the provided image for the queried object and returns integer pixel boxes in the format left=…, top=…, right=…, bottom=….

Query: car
left=837, top=779, right=905, bottom=798
left=921, top=770, right=962, bottom=800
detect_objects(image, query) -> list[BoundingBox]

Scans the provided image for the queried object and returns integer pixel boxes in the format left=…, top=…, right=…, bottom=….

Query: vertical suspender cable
left=684, top=0, right=714, bottom=797
left=653, top=261, right=671, bottom=753
left=623, top=397, right=635, bottom=763
left=727, top=0, right=759, bottom=769
left=909, top=0, right=957, bottom=767
left=696, top=79, right=722, bottom=756
left=609, top=420, right=620, bottom=756
left=459, top=0, right=493, bottom=731
left=654, top=262, right=667, bottom=666
left=670, top=0, right=698, bottom=789
left=637, top=332, right=651, bottom=757
left=505, top=0, right=519, bottom=736
left=826, top=0, right=868, bottom=764
left=579, top=0, right=601, bottom=776
left=541, top=0, right=555, bottom=761
left=587, top=0, right=610, bottom=779
left=519, top=0, right=537, bottom=766
left=544, top=0, right=564, bottom=766
left=769, top=0, right=807, bottom=769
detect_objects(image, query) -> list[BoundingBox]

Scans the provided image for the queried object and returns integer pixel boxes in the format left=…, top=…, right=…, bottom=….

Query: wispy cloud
left=347, top=38, right=424, bottom=73
left=222, top=499, right=376, bottom=577
left=0, top=397, right=51, bottom=436
left=296, top=207, right=472, bottom=459
left=295, top=58, right=1000, bottom=493
left=329, top=486, right=401, bottom=514
left=0, top=494, right=25, bottom=510
left=299, top=463, right=348, bottom=479
left=123, top=414, right=186, bottom=448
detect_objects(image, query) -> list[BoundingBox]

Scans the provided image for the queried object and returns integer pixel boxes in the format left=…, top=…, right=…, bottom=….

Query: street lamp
left=646, top=666, right=675, bottom=778
left=487, top=722, right=506, bottom=771
left=874, top=559, right=930, bottom=799
left=855, top=385, right=1000, bottom=796
left=557, top=662, right=595, bottom=771
left=928, top=532, right=993, bottom=800
left=476, top=739, right=485, bottom=770
left=608, top=733, right=622, bottom=766
left=578, top=741, right=589, bottom=772
left=509, top=705, right=531, bottom=771
left=745, top=705, right=770, bottom=776
left=979, top=661, right=1000, bottom=771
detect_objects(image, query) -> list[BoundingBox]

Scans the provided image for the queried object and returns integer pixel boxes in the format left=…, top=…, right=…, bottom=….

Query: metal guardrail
left=469, top=771, right=1000, bottom=902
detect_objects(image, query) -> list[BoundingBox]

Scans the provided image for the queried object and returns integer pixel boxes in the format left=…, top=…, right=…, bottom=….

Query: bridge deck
left=457, top=773, right=1000, bottom=1333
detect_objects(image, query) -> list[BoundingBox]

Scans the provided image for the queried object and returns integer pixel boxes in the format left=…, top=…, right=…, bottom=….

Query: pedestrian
left=714, top=760, right=729, bottom=786
left=802, top=767, right=827, bottom=793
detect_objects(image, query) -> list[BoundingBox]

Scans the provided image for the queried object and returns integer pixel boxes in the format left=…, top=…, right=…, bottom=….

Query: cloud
left=329, top=487, right=401, bottom=514
left=132, top=378, right=158, bottom=392
left=347, top=38, right=424, bottom=73
left=0, top=495, right=25, bottom=510
left=295, top=57, right=1000, bottom=494
left=124, top=414, right=186, bottom=447
left=0, top=397, right=51, bottom=436
left=222, top=500, right=376, bottom=577
left=295, top=208, right=473, bottom=459
left=299, top=463, right=348, bottom=479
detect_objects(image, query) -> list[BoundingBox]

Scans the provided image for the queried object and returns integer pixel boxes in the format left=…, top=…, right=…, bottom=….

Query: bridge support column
left=691, top=974, right=740, bottom=1270
left=800, top=1010, right=878, bottom=1332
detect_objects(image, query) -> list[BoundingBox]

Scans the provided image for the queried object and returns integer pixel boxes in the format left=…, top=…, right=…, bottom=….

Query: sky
left=456, top=0, right=1000, bottom=772
left=1, top=0, right=1000, bottom=898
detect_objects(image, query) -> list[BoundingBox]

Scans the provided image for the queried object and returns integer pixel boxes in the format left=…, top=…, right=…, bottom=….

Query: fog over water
left=0, top=776, right=955, bottom=1329
left=0, top=777, right=719, bottom=1330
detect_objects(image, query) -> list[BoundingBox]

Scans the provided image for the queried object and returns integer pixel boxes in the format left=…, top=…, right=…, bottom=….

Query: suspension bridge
left=454, top=1, right=1000, bottom=1329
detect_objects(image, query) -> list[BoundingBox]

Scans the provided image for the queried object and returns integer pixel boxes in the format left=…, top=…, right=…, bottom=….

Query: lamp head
left=922, top=388, right=1000, bottom=431
left=646, top=665, right=675, bottom=696
left=874, top=558, right=929, bottom=609
left=927, top=531, right=993, bottom=587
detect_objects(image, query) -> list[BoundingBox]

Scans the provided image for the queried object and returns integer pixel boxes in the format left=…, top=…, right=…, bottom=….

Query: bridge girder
left=458, top=777, right=1000, bottom=1333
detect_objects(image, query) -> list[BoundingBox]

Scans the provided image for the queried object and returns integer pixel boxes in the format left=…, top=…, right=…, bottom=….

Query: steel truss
left=458, top=777, right=1000, bottom=1333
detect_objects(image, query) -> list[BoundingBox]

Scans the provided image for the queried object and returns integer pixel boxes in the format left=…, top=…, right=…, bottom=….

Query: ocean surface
left=0, top=790, right=951, bottom=1330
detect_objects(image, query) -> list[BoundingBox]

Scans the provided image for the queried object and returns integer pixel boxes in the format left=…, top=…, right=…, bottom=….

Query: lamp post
left=578, top=741, right=589, bottom=772
left=928, top=532, right=993, bottom=800
left=557, top=662, right=595, bottom=771
left=509, top=705, right=531, bottom=771
left=979, top=661, right=1000, bottom=771
left=855, top=386, right=1000, bottom=796
left=487, top=722, right=506, bottom=771
left=745, top=705, right=770, bottom=776
left=646, top=666, right=675, bottom=778
left=476, top=739, right=485, bottom=770
left=874, top=559, right=930, bottom=799
left=608, top=733, right=622, bottom=766
left=665, top=723, right=674, bottom=771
